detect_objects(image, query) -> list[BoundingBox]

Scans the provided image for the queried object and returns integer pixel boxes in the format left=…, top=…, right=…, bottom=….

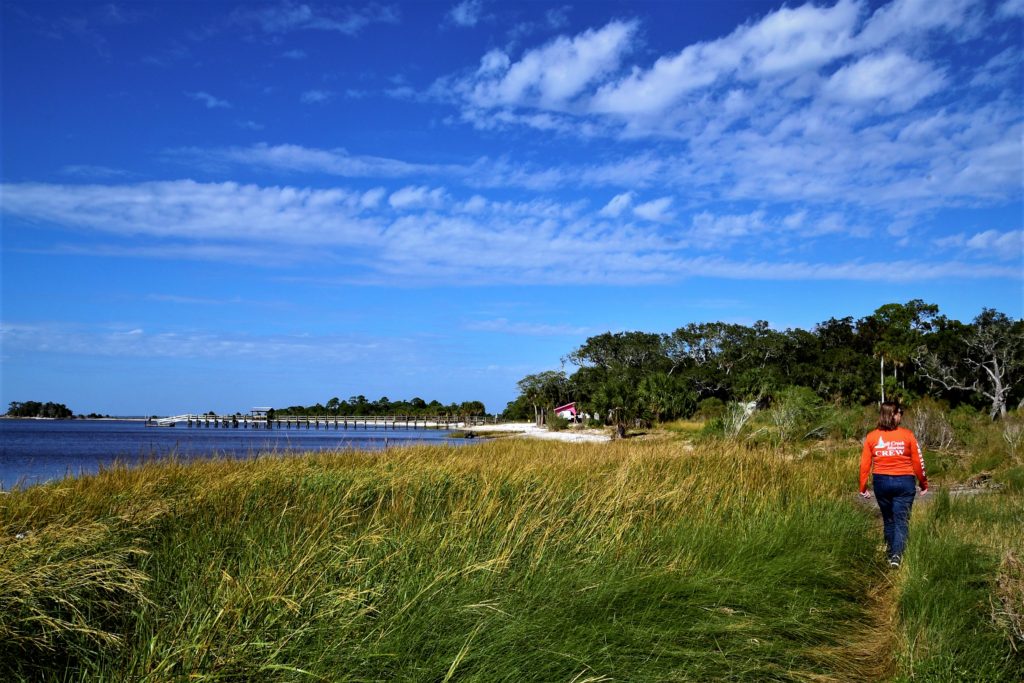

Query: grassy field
left=1, top=437, right=1020, bottom=681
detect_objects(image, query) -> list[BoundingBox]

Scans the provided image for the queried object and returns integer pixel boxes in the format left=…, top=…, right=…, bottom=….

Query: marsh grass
left=893, top=491, right=1024, bottom=682
left=0, top=440, right=1019, bottom=681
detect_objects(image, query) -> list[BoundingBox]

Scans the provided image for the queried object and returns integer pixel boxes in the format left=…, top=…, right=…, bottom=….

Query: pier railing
left=148, top=414, right=493, bottom=430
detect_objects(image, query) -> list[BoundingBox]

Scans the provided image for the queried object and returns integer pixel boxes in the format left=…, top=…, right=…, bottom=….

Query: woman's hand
left=920, top=488, right=929, bottom=496
left=859, top=491, right=872, bottom=499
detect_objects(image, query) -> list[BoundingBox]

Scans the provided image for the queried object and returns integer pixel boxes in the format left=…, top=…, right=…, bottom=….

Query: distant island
left=5, top=401, right=74, bottom=419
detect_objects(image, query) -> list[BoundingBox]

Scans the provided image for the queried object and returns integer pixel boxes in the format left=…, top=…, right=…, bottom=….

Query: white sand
left=466, top=422, right=611, bottom=443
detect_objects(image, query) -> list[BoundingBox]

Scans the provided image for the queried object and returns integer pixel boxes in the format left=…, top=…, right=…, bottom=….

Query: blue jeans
left=874, top=474, right=917, bottom=561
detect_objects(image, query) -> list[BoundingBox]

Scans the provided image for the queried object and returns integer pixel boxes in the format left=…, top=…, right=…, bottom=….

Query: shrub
left=905, top=396, right=955, bottom=450
left=697, top=417, right=725, bottom=440
left=693, top=397, right=725, bottom=421
left=823, top=404, right=874, bottom=441
left=547, top=416, right=570, bottom=432
left=722, top=401, right=754, bottom=439
left=769, top=387, right=824, bottom=444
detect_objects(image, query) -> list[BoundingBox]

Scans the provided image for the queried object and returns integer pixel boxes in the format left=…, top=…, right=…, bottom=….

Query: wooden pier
left=147, top=414, right=491, bottom=430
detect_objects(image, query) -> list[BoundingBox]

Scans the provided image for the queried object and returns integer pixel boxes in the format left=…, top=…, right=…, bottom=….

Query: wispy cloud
left=0, top=322, right=395, bottom=362
left=186, top=91, right=230, bottom=108
left=60, top=164, right=131, bottom=179
left=447, top=0, right=485, bottom=27
left=998, top=0, right=1024, bottom=18
left=388, top=185, right=447, bottom=210
left=633, top=196, right=674, bottom=222
left=300, top=89, right=333, bottom=104
left=461, top=20, right=637, bottom=110
left=435, top=0, right=1021, bottom=211
left=935, top=229, right=1024, bottom=260
left=147, top=294, right=245, bottom=306
left=171, top=143, right=460, bottom=180
left=4, top=180, right=1017, bottom=286
left=599, top=191, right=633, bottom=217
left=465, top=318, right=593, bottom=336
left=231, top=2, right=399, bottom=36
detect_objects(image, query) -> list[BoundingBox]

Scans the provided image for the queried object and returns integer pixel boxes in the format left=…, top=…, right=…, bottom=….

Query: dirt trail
left=804, top=572, right=899, bottom=682
left=832, top=481, right=1001, bottom=681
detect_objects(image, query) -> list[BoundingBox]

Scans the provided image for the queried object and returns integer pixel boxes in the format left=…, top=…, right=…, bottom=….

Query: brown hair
left=877, top=401, right=903, bottom=431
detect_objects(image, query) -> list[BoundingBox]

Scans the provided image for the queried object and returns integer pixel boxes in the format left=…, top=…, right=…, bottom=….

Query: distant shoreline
left=0, top=416, right=149, bottom=422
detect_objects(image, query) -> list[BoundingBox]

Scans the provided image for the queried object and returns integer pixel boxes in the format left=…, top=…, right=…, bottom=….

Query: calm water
left=0, top=419, right=460, bottom=490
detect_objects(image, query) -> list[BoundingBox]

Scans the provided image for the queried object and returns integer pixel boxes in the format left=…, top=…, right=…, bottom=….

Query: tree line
left=272, top=395, right=486, bottom=418
left=6, top=401, right=74, bottom=418
left=503, top=302, right=1022, bottom=432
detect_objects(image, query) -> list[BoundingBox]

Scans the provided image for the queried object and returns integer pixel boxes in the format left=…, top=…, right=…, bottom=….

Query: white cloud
left=690, top=210, right=769, bottom=245
left=388, top=185, right=447, bottom=210
left=178, top=143, right=457, bottom=179
left=965, top=229, right=1022, bottom=254
left=282, top=49, right=307, bottom=59
left=186, top=91, right=230, bottom=108
left=457, top=195, right=489, bottom=213
left=361, top=187, right=387, bottom=208
left=465, top=20, right=637, bottom=109
left=599, top=191, right=633, bottom=217
left=448, top=0, right=484, bottom=27
left=633, top=196, right=674, bottom=222
left=590, top=0, right=861, bottom=117
left=822, top=52, right=945, bottom=111
left=465, top=318, right=592, bottom=336
left=937, top=229, right=1024, bottom=260
left=428, top=0, right=1021, bottom=212
left=232, top=3, right=399, bottom=36
left=998, top=0, right=1024, bottom=18
left=0, top=180, right=379, bottom=246
left=300, top=89, right=332, bottom=104
left=0, top=322, right=393, bottom=361
left=858, top=0, right=978, bottom=48
left=60, top=164, right=130, bottom=179
left=2, top=180, right=1019, bottom=287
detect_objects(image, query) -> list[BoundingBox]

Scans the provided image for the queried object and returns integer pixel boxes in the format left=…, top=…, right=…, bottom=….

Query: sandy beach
left=466, top=422, right=611, bottom=443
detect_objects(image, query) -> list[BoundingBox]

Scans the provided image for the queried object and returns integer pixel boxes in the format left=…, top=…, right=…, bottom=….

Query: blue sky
left=1, top=0, right=1022, bottom=416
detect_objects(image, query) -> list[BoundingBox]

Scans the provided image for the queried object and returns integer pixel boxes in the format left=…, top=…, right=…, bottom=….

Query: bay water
left=0, top=419, right=461, bottom=490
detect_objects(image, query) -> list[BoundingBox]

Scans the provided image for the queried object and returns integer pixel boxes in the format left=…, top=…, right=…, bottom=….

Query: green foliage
left=546, top=415, right=570, bottom=432
left=515, top=370, right=569, bottom=424
left=500, top=394, right=533, bottom=421
left=509, top=304, right=1023, bottom=430
left=768, top=386, right=825, bottom=444
left=694, top=397, right=726, bottom=420
left=6, top=401, right=74, bottom=418
left=273, top=394, right=487, bottom=418
left=696, top=416, right=726, bottom=440
left=821, top=404, right=874, bottom=441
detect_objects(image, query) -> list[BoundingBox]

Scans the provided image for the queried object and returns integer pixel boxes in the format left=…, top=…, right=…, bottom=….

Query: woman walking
left=859, top=402, right=929, bottom=567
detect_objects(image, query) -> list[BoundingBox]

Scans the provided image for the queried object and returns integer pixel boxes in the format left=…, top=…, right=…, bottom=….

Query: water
left=0, top=419, right=461, bottom=490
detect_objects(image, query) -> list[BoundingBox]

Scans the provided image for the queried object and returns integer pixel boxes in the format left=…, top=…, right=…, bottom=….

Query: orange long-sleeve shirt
left=859, top=427, right=928, bottom=493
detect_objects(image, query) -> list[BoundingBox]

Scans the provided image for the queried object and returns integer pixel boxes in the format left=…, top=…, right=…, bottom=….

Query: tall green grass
left=893, top=491, right=1024, bottom=681
left=0, top=439, right=1018, bottom=681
